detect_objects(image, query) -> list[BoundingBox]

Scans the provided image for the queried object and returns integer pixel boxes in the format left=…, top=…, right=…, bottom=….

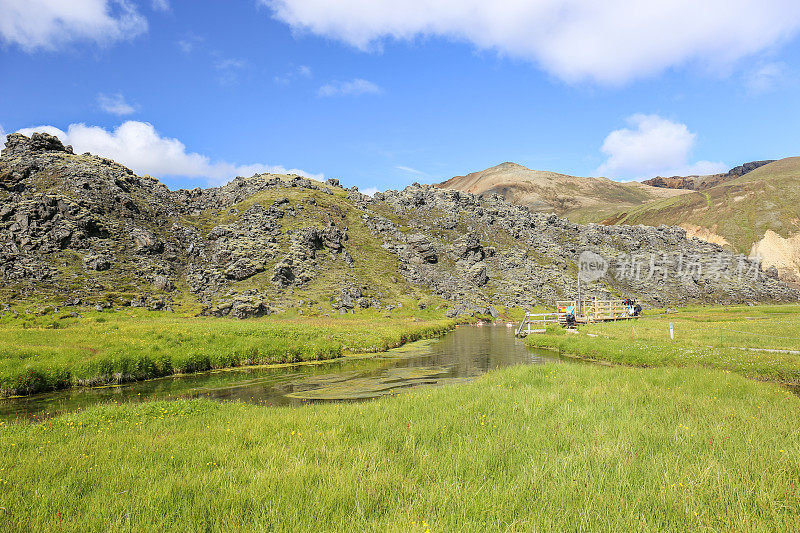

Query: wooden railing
left=517, top=299, right=639, bottom=336
left=516, top=313, right=559, bottom=336
left=555, top=299, right=636, bottom=323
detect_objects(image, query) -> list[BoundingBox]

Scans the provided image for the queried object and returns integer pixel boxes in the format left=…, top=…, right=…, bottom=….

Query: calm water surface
left=0, top=325, right=562, bottom=421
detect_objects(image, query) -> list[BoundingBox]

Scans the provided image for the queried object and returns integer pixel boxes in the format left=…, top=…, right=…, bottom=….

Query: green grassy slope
left=729, top=157, right=800, bottom=185
left=597, top=157, right=800, bottom=254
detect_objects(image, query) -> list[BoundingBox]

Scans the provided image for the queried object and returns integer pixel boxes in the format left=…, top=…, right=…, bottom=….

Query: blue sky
left=1, top=0, right=800, bottom=191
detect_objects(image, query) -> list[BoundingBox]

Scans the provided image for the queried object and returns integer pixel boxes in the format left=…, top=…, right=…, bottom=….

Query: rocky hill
left=436, top=162, right=687, bottom=223
left=438, top=158, right=800, bottom=284
left=0, top=133, right=796, bottom=318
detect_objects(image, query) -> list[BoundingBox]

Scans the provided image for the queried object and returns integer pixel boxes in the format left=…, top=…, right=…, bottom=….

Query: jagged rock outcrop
left=728, top=160, right=775, bottom=178
left=453, top=233, right=484, bottom=264
left=0, top=132, right=797, bottom=318
left=403, top=233, right=438, bottom=264
left=641, top=176, right=697, bottom=190
left=643, top=160, right=776, bottom=191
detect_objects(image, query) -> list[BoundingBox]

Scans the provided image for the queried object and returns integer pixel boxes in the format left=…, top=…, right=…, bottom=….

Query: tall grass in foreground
left=526, top=304, right=800, bottom=383
left=0, top=309, right=458, bottom=397
left=0, top=363, right=798, bottom=531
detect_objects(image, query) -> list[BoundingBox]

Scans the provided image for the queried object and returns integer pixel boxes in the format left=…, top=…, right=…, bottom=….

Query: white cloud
left=0, top=0, right=147, bottom=51
left=215, top=58, right=246, bottom=70
left=0, top=124, right=6, bottom=149
left=214, top=57, right=247, bottom=85
left=745, top=62, right=786, bottom=94
left=151, top=0, right=169, bottom=12
left=361, top=186, right=380, bottom=196
left=97, top=92, right=137, bottom=115
left=14, top=121, right=321, bottom=185
left=176, top=33, right=204, bottom=54
left=317, top=78, right=382, bottom=97
left=396, top=165, right=428, bottom=176
left=596, top=114, right=727, bottom=180
left=274, top=64, right=312, bottom=85
left=263, top=0, right=800, bottom=85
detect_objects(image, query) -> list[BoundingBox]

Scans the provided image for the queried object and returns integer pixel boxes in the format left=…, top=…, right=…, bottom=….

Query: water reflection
left=0, top=325, right=562, bottom=421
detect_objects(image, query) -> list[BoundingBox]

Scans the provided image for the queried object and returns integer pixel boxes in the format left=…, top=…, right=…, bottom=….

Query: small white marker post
left=669, top=322, right=674, bottom=340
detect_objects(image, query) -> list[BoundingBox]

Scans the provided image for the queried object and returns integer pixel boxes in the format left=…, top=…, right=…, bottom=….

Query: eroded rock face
left=84, top=254, right=111, bottom=272
left=132, top=227, right=163, bottom=254
left=404, top=233, right=437, bottom=264
left=453, top=233, right=484, bottom=265
left=329, top=286, right=382, bottom=313
left=749, top=230, right=800, bottom=283
left=271, top=258, right=296, bottom=288
left=467, top=262, right=488, bottom=287
left=152, top=275, right=174, bottom=292
left=204, top=290, right=272, bottom=318
left=269, top=225, right=349, bottom=289
left=225, top=258, right=264, bottom=281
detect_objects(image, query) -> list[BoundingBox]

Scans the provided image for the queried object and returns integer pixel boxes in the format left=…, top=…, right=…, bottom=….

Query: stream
left=0, top=324, right=563, bottom=421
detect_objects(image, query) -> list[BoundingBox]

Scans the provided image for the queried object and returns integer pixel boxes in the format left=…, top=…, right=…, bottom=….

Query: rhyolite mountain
left=439, top=159, right=800, bottom=284
left=0, top=132, right=796, bottom=318
left=435, top=162, right=689, bottom=223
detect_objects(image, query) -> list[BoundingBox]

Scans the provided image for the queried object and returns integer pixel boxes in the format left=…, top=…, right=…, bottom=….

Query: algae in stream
left=285, top=366, right=455, bottom=400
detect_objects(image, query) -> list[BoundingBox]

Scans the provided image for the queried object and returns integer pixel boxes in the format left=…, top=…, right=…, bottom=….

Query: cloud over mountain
left=596, top=114, right=726, bottom=180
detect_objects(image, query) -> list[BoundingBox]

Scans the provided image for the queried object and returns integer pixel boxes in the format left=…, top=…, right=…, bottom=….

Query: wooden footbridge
left=516, top=298, right=640, bottom=337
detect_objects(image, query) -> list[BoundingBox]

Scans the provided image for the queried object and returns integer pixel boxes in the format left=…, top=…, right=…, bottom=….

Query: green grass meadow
left=0, top=308, right=457, bottom=397
left=0, top=304, right=799, bottom=530
left=526, top=304, right=800, bottom=383
left=1, top=363, right=798, bottom=531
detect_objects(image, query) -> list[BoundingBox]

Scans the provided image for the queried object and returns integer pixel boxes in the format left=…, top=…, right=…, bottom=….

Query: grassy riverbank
left=1, top=363, right=798, bottom=531
left=0, top=308, right=458, bottom=397
left=525, top=304, right=800, bottom=383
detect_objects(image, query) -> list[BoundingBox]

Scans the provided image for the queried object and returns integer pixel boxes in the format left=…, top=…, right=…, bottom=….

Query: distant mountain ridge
left=642, top=160, right=775, bottom=191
